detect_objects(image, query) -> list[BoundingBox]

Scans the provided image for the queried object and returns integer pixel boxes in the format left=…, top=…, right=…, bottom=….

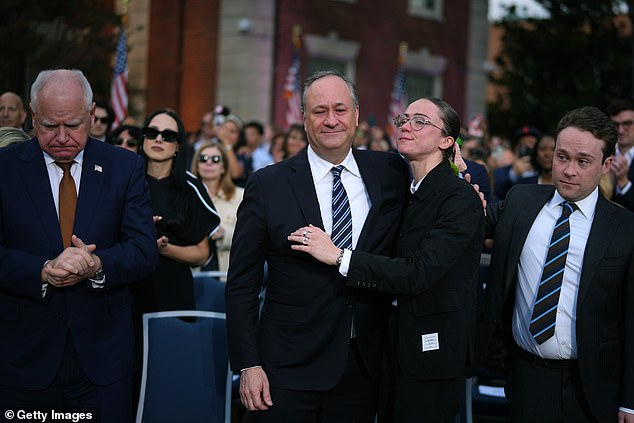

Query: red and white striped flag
left=110, top=26, right=128, bottom=130
left=387, top=42, right=408, bottom=148
left=284, top=25, right=302, bottom=128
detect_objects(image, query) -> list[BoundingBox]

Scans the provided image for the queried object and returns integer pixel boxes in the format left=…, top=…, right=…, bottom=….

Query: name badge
left=421, top=332, right=439, bottom=352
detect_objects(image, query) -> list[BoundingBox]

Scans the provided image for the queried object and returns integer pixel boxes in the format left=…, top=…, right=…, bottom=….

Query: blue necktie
left=331, top=166, right=352, bottom=250
left=529, top=201, right=578, bottom=344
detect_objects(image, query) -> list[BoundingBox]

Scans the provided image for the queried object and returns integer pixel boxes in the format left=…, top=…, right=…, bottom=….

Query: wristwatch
left=90, top=265, right=105, bottom=283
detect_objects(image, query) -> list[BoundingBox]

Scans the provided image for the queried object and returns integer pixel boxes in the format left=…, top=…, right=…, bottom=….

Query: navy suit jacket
left=0, top=138, right=158, bottom=389
left=478, top=184, right=634, bottom=422
left=492, top=164, right=538, bottom=202
left=226, top=148, right=410, bottom=390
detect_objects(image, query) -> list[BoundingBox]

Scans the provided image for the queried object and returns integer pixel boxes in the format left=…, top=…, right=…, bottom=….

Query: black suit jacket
left=348, top=163, right=485, bottom=380
left=225, top=148, right=410, bottom=390
left=478, top=184, right=634, bottom=422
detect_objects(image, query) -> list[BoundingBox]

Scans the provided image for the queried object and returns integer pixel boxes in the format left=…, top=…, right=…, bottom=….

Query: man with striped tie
left=478, top=106, right=634, bottom=423
left=226, top=70, right=410, bottom=422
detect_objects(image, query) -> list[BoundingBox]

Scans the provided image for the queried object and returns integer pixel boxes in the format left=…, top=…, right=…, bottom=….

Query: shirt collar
left=307, top=145, right=360, bottom=182
left=550, top=186, right=598, bottom=220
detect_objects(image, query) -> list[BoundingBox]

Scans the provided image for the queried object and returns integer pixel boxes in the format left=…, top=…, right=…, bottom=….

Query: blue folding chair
left=193, top=271, right=227, bottom=313
left=136, top=311, right=232, bottom=423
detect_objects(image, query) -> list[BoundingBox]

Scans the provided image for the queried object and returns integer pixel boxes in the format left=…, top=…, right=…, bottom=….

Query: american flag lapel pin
left=94, top=164, right=103, bottom=173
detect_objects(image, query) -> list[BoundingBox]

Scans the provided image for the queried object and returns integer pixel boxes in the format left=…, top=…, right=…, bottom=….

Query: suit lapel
left=74, top=139, right=106, bottom=238
left=18, top=140, right=62, bottom=249
left=288, top=151, right=324, bottom=228
left=354, top=150, right=383, bottom=249
left=577, top=195, right=617, bottom=308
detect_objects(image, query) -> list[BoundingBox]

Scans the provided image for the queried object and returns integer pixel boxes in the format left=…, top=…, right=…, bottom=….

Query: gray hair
left=0, top=126, right=30, bottom=148
left=30, top=69, right=93, bottom=114
left=301, top=70, right=358, bottom=113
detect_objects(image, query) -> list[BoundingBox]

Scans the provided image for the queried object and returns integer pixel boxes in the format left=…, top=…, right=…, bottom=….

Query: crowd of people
left=0, top=67, right=632, bottom=423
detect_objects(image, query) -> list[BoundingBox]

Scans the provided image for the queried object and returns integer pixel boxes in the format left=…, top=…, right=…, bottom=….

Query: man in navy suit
left=0, top=69, right=158, bottom=422
left=478, top=106, right=634, bottom=422
left=226, top=70, right=410, bottom=422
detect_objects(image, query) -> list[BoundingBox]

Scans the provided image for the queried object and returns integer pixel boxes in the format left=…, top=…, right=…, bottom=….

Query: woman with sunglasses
left=191, top=142, right=244, bottom=273
left=133, top=108, right=220, bottom=316
left=107, top=124, right=141, bottom=154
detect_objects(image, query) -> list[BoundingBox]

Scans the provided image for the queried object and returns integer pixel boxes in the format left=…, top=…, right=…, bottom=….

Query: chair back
left=193, top=271, right=227, bottom=313
left=136, top=310, right=231, bottom=423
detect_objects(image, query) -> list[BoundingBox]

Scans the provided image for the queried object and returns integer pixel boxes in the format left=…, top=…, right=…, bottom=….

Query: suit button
left=345, top=300, right=352, bottom=309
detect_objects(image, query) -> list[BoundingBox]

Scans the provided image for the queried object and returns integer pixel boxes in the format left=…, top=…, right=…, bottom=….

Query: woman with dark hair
left=288, top=97, right=485, bottom=422
left=133, top=108, right=220, bottom=313
left=529, top=133, right=555, bottom=185
left=107, top=124, right=142, bottom=154
left=283, top=123, right=308, bottom=159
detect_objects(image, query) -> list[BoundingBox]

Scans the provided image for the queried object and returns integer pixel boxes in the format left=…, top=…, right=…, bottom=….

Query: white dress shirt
left=512, top=188, right=597, bottom=359
left=308, top=146, right=371, bottom=276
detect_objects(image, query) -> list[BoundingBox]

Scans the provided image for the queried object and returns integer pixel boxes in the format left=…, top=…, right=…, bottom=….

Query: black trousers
left=506, top=348, right=598, bottom=423
left=247, top=339, right=377, bottom=423
left=0, top=331, right=132, bottom=423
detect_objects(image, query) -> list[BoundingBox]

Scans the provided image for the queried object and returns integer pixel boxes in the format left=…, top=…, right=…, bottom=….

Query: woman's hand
left=288, top=224, right=342, bottom=266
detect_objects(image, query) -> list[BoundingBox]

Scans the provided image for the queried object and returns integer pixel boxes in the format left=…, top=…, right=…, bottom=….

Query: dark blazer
left=478, top=184, right=634, bottom=422
left=492, top=164, right=538, bottom=202
left=612, top=159, right=634, bottom=211
left=465, top=159, right=491, bottom=204
left=0, top=138, right=158, bottom=389
left=347, top=163, right=485, bottom=379
left=225, top=148, right=410, bottom=390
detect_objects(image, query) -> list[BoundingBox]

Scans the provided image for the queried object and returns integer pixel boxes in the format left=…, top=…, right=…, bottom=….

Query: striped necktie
left=330, top=165, right=352, bottom=250
left=56, top=161, right=77, bottom=248
left=529, top=201, right=578, bottom=344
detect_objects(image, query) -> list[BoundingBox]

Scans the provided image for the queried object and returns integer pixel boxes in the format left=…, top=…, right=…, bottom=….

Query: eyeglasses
left=94, top=117, right=110, bottom=125
left=613, top=119, right=634, bottom=130
left=393, top=114, right=444, bottom=132
left=142, top=127, right=180, bottom=143
left=114, top=138, right=138, bottom=147
left=199, top=154, right=222, bottom=164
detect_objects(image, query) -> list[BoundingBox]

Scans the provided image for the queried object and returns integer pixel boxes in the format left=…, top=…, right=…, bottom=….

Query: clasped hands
left=42, top=235, right=101, bottom=287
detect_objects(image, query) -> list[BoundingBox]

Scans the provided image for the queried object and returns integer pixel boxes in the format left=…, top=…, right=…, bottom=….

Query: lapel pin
left=94, top=164, right=103, bottom=173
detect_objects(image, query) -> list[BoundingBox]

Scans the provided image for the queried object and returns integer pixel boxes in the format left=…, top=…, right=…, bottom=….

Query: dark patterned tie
left=56, top=161, right=77, bottom=248
left=330, top=166, right=352, bottom=250
left=529, top=201, right=578, bottom=344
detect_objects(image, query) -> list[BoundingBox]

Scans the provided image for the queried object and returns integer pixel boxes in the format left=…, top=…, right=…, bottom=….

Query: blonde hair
left=191, top=142, right=237, bottom=200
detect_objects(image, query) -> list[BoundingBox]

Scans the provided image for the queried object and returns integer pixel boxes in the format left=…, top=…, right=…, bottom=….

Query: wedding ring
left=303, top=230, right=308, bottom=237
left=302, top=237, right=308, bottom=245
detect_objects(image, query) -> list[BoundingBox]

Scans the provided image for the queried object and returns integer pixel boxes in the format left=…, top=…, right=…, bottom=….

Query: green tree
left=488, top=0, right=633, bottom=138
left=0, top=0, right=119, bottom=105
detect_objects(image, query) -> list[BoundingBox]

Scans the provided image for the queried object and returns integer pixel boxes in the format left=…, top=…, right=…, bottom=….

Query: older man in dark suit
left=0, top=69, right=158, bottom=422
left=225, top=70, right=410, bottom=422
left=478, top=106, right=634, bottom=423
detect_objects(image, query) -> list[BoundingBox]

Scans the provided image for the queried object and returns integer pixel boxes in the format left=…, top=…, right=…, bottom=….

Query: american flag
left=110, top=26, right=128, bottom=130
left=387, top=42, right=408, bottom=148
left=284, top=25, right=302, bottom=128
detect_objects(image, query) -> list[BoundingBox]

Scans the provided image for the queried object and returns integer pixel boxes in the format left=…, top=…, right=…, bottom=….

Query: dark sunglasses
left=142, top=127, right=179, bottom=143
left=114, top=138, right=138, bottom=147
left=95, top=117, right=110, bottom=124
left=199, top=154, right=222, bottom=164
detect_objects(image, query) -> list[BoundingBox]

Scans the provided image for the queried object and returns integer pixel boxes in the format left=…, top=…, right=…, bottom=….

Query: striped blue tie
left=331, top=166, right=352, bottom=250
left=529, top=201, right=578, bottom=344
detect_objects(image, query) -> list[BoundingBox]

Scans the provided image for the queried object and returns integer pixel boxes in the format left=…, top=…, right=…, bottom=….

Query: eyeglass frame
left=141, top=127, right=180, bottom=143
left=114, top=138, right=139, bottom=147
left=199, top=154, right=222, bottom=164
left=393, top=113, right=446, bottom=133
